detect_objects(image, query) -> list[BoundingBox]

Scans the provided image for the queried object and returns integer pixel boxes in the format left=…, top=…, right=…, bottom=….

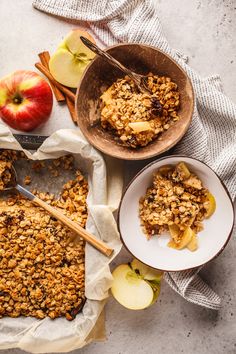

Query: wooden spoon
left=3, top=166, right=113, bottom=257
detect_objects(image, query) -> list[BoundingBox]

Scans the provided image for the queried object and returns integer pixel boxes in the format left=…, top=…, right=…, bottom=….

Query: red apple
left=0, top=70, right=53, bottom=132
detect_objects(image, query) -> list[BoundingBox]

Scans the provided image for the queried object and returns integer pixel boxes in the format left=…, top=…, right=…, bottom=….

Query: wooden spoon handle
left=80, top=36, right=143, bottom=91
left=33, top=196, right=113, bottom=256
left=15, top=184, right=113, bottom=257
left=33, top=197, right=113, bottom=256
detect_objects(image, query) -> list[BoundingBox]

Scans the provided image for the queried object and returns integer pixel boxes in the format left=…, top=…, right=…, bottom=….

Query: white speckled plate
left=118, top=156, right=234, bottom=271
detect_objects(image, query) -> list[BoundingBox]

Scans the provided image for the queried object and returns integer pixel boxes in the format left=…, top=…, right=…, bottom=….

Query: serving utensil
left=3, top=165, right=113, bottom=257
left=75, top=43, right=194, bottom=160
left=13, top=134, right=48, bottom=149
left=80, top=36, right=162, bottom=115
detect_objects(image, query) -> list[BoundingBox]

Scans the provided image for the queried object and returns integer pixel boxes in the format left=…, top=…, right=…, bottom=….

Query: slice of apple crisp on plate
left=139, top=162, right=216, bottom=251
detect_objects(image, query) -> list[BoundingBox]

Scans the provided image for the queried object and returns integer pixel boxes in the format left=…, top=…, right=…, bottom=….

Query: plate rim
left=117, top=155, right=235, bottom=272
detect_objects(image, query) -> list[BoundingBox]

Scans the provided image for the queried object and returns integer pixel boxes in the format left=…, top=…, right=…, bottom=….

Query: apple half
left=111, top=260, right=163, bottom=310
left=49, top=29, right=96, bottom=88
left=130, top=259, right=163, bottom=281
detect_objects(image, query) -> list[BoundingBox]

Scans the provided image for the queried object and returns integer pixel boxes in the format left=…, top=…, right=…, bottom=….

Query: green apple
left=49, top=29, right=96, bottom=88
left=130, top=258, right=163, bottom=281
left=111, top=261, right=162, bottom=310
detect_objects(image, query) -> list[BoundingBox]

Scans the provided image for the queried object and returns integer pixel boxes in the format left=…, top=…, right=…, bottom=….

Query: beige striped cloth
left=33, top=0, right=236, bottom=310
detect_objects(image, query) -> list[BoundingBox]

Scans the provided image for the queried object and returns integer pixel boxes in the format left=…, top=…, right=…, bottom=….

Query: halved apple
left=131, top=259, right=163, bottom=281
left=151, top=284, right=161, bottom=304
left=111, top=262, right=162, bottom=310
left=49, top=29, right=96, bottom=88
left=204, top=192, right=216, bottom=218
left=111, top=265, right=154, bottom=310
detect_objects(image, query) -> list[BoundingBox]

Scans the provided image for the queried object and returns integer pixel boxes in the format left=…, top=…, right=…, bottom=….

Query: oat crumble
left=139, top=162, right=216, bottom=251
left=0, top=161, right=12, bottom=190
left=0, top=150, right=88, bottom=320
left=24, top=175, right=31, bottom=185
left=100, top=74, right=180, bottom=148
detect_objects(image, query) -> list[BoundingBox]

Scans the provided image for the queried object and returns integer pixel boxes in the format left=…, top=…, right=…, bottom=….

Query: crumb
left=24, top=175, right=31, bottom=185
left=32, top=161, right=45, bottom=172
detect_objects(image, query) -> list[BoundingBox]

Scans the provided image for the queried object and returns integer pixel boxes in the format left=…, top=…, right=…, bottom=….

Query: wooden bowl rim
left=75, top=43, right=195, bottom=161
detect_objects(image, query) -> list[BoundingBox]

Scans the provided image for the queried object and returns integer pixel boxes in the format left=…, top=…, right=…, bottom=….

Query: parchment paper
left=0, top=123, right=123, bottom=353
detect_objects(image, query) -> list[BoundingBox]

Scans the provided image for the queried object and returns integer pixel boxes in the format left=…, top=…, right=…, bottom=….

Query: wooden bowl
left=76, top=43, right=194, bottom=160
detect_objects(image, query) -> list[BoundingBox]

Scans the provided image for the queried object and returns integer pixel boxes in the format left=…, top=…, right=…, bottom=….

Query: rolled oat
left=100, top=74, right=180, bottom=148
left=0, top=151, right=88, bottom=320
left=139, top=162, right=216, bottom=251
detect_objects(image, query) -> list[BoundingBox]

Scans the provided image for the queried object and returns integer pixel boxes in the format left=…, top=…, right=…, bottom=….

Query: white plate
left=118, top=156, right=235, bottom=271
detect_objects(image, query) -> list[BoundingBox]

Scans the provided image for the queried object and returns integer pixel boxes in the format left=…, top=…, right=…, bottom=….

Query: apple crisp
left=0, top=149, right=23, bottom=189
left=0, top=161, right=13, bottom=190
left=139, top=162, right=216, bottom=251
left=100, top=74, right=180, bottom=148
left=0, top=150, right=88, bottom=320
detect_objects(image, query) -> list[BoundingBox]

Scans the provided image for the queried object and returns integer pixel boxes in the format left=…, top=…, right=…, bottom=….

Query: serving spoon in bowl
left=2, top=165, right=113, bottom=257
left=80, top=36, right=163, bottom=115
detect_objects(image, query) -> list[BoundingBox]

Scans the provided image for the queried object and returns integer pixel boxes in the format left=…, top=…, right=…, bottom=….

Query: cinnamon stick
left=36, top=55, right=77, bottom=124
left=66, top=96, right=77, bottom=124
left=38, top=52, right=65, bottom=102
left=35, top=62, right=75, bottom=103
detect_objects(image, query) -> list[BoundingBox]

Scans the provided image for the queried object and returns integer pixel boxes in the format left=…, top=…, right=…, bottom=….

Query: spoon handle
left=80, top=36, right=142, bottom=89
left=15, top=184, right=113, bottom=257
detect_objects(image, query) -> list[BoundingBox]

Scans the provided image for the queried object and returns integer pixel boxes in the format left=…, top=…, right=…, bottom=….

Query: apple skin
left=0, top=70, right=53, bottom=132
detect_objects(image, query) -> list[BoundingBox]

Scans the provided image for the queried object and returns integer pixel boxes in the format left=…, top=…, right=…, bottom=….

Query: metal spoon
left=2, top=165, right=113, bottom=257
left=80, top=36, right=162, bottom=114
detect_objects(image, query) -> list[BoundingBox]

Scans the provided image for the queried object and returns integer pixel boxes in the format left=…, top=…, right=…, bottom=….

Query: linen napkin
left=33, top=0, right=236, bottom=310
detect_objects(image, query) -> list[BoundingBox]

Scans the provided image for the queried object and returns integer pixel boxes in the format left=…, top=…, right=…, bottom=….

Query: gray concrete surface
left=0, top=0, right=235, bottom=353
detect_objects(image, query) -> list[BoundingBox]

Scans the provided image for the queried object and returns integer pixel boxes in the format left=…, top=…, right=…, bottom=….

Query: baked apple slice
left=168, top=227, right=195, bottom=250
left=128, top=121, right=152, bottom=133
left=187, top=232, right=198, bottom=251
left=204, top=192, right=216, bottom=218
